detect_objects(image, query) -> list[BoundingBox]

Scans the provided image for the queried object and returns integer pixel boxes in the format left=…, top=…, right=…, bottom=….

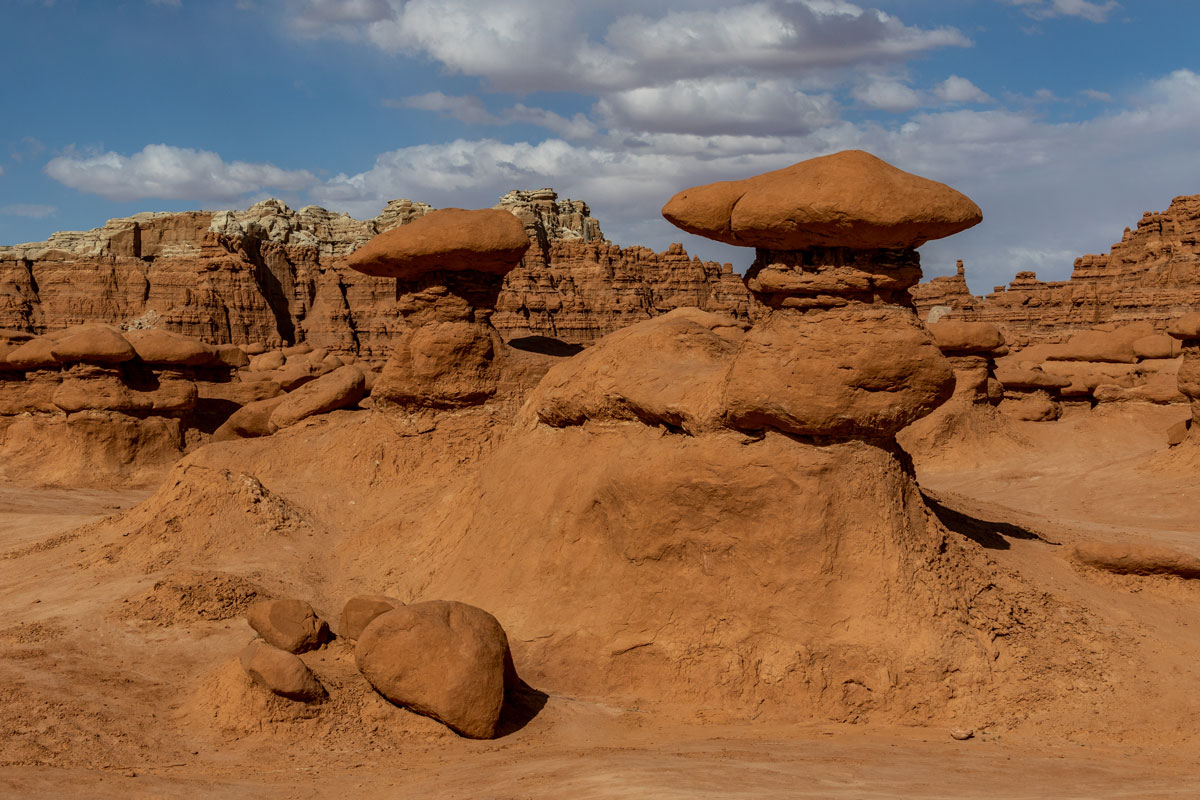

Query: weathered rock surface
left=267, top=365, right=365, bottom=432
left=355, top=601, right=513, bottom=739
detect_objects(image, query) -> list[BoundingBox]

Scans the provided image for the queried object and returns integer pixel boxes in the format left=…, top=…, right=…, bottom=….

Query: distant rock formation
left=911, top=195, right=1200, bottom=345
left=0, top=190, right=752, bottom=357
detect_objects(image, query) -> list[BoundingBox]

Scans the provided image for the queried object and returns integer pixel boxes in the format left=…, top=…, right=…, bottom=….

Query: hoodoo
left=399, top=150, right=1054, bottom=723
left=342, top=208, right=530, bottom=411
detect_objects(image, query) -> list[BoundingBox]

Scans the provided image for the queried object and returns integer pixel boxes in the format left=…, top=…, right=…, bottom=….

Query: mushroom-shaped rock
left=246, top=598, right=331, bottom=654
left=239, top=640, right=327, bottom=702
left=50, top=325, right=136, bottom=364
left=125, top=329, right=218, bottom=366
left=267, top=365, right=365, bottom=432
left=344, top=208, right=530, bottom=279
left=662, top=150, right=982, bottom=250
left=355, top=600, right=514, bottom=739
left=340, top=595, right=401, bottom=641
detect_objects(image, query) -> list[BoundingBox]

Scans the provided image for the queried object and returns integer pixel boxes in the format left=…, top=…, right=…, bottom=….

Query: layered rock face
left=912, top=194, right=1200, bottom=343
left=0, top=190, right=751, bottom=356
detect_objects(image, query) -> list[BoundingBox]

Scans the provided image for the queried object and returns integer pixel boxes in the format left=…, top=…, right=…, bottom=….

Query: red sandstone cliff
left=912, top=195, right=1200, bottom=344
left=0, top=191, right=752, bottom=358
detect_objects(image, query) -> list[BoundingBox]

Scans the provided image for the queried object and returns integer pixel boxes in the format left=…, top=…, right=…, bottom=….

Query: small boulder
left=239, top=640, right=327, bottom=702
left=1132, top=334, right=1178, bottom=360
left=928, top=320, right=1005, bottom=354
left=1045, top=330, right=1137, bottom=364
left=1168, top=418, right=1192, bottom=447
left=124, top=329, right=217, bottom=366
left=249, top=351, right=286, bottom=372
left=282, top=343, right=313, bottom=357
left=356, top=600, right=514, bottom=739
left=267, top=365, right=365, bottom=432
left=212, top=395, right=287, bottom=440
left=245, top=598, right=331, bottom=653
left=1167, top=313, right=1200, bottom=340
left=50, top=325, right=135, bottom=364
left=1071, top=541, right=1200, bottom=579
left=214, top=344, right=250, bottom=369
left=243, top=342, right=267, bottom=356
left=339, top=595, right=401, bottom=641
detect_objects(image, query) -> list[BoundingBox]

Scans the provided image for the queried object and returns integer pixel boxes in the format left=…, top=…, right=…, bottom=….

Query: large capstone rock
left=355, top=600, right=513, bottom=739
left=661, top=150, right=982, bottom=250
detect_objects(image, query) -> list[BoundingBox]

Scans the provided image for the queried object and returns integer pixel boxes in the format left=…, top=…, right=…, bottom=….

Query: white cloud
left=1, top=204, right=56, bottom=219
left=1004, top=0, right=1119, bottom=23
left=148, top=0, right=182, bottom=7
left=936, top=75, right=992, bottom=104
left=596, top=78, right=839, bottom=136
left=390, top=93, right=597, bottom=139
left=1081, top=88, right=1113, bottom=103
left=44, top=144, right=317, bottom=203
left=291, top=0, right=968, bottom=93
left=853, top=80, right=922, bottom=112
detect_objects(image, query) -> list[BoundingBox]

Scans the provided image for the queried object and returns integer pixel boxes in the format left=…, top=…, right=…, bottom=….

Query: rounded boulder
left=267, top=365, right=365, bottom=432
left=355, top=600, right=513, bottom=739
left=240, top=640, right=327, bottom=702
left=246, top=598, right=331, bottom=654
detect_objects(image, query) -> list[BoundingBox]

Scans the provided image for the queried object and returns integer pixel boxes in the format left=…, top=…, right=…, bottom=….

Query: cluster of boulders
left=0, top=325, right=379, bottom=483
left=990, top=322, right=1184, bottom=421
left=237, top=596, right=516, bottom=739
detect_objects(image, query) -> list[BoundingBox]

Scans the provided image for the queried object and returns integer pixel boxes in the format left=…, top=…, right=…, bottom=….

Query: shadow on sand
left=923, top=491, right=1060, bottom=550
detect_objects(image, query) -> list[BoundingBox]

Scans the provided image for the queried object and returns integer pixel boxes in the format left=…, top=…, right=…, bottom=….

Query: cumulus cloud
left=1, top=204, right=56, bottom=219
left=312, top=69, right=1200, bottom=293
left=596, top=78, right=839, bottom=136
left=853, top=79, right=922, bottom=112
left=1004, top=0, right=1119, bottom=23
left=388, top=93, right=597, bottom=138
left=289, top=0, right=968, bottom=93
left=44, top=144, right=317, bottom=203
left=936, top=75, right=992, bottom=104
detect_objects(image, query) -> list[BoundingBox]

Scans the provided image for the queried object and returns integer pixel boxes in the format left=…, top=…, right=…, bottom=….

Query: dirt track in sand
left=2, top=405, right=1200, bottom=798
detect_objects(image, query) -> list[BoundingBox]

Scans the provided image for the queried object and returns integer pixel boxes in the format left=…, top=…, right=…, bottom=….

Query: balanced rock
left=1166, top=314, right=1200, bottom=428
left=662, top=150, right=982, bottom=250
left=246, top=598, right=331, bottom=654
left=339, top=595, right=401, bottom=641
left=267, top=365, right=365, bottom=432
left=345, top=208, right=529, bottom=279
left=928, top=320, right=1006, bottom=354
left=660, top=149, right=963, bottom=440
left=345, top=209, right=531, bottom=412
left=239, top=640, right=327, bottom=702
left=356, top=600, right=513, bottom=739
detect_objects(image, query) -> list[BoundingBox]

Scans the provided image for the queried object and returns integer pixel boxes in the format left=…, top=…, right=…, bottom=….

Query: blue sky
left=2, top=0, right=1198, bottom=291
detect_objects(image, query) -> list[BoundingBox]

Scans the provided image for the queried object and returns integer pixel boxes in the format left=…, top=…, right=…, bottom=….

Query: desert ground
left=1, top=401, right=1198, bottom=799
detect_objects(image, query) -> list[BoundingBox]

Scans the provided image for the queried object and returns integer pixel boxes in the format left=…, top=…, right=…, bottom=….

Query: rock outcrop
left=1, top=190, right=753, bottom=357
left=911, top=194, right=1200, bottom=344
